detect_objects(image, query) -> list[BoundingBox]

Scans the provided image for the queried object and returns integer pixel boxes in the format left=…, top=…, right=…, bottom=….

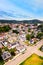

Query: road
left=5, top=40, right=43, bottom=65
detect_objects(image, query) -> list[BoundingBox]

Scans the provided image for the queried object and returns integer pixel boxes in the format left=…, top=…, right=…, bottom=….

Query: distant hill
left=0, top=19, right=43, bottom=24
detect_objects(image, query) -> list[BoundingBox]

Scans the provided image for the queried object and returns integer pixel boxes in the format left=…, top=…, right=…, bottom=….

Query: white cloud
left=0, top=0, right=35, bottom=19
left=0, top=0, right=43, bottom=20
left=23, top=0, right=43, bottom=12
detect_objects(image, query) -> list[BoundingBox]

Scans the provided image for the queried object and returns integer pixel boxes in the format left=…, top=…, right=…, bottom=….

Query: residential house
left=19, top=34, right=26, bottom=42
left=8, top=42, right=19, bottom=49
left=30, top=39, right=34, bottom=44
left=0, top=43, right=3, bottom=48
left=16, top=45, right=26, bottom=53
left=2, top=41, right=8, bottom=47
left=1, top=51, right=11, bottom=61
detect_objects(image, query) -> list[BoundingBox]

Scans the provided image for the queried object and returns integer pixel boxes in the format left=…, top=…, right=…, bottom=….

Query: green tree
left=0, top=48, right=2, bottom=57
left=13, top=30, right=19, bottom=34
left=9, top=48, right=16, bottom=56
left=26, top=34, right=31, bottom=40
left=0, top=48, right=4, bottom=65
left=36, top=32, right=43, bottom=39
left=0, top=25, right=11, bottom=33
left=31, top=32, right=34, bottom=38
left=3, top=25, right=11, bottom=32
left=37, top=24, right=43, bottom=32
left=4, top=47, right=9, bottom=51
left=39, top=45, right=43, bottom=52
left=28, top=28, right=31, bottom=32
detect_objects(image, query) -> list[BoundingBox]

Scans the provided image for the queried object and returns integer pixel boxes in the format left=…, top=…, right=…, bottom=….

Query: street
left=5, top=40, right=43, bottom=65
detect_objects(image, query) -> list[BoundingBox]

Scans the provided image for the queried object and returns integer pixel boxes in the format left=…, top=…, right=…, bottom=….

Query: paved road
left=5, top=40, right=43, bottom=65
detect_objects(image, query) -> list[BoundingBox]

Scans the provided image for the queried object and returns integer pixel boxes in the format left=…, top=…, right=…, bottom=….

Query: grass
left=24, top=40, right=37, bottom=46
left=20, top=54, right=43, bottom=65
left=24, top=40, right=29, bottom=46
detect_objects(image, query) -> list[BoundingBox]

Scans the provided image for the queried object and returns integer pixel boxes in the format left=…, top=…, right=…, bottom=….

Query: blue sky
left=0, top=0, right=43, bottom=20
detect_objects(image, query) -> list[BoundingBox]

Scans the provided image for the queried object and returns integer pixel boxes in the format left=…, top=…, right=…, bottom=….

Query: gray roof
left=1, top=51, right=11, bottom=60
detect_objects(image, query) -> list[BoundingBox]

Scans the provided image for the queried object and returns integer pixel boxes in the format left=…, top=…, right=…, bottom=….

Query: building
left=30, top=39, right=34, bottom=44
left=2, top=41, right=8, bottom=47
left=16, top=45, right=26, bottom=53
left=1, top=51, right=11, bottom=61
left=8, top=42, right=19, bottom=49
left=0, top=43, right=3, bottom=48
left=19, top=34, right=26, bottom=41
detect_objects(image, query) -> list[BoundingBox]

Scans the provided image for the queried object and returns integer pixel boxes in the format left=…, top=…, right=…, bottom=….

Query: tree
left=31, top=32, right=34, bottom=38
left=13, top=30, right=19, bottom=34
left=3, top=25, right=11, bottom=32
left=0, top=48, right=2, bottom=57
left=0, top=25, right=11, bottom=33
left=0, top=48, right=4, bottom=65
left=36, top=32, right=43, bottom=39
left=37, top=24, right=43, bottom=32
left=26, top=34, right=31, bottom=40
left=16, top=25, right=19, bottom=28
left=4, top=47, right=9, bottom=51
left=28, top=28, right=31, bottom=32
left=9, top=48, right=16, bottom=56
left=39, top=45, right=43, bottom=52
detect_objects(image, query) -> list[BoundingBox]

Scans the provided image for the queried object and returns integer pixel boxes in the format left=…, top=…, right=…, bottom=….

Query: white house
left=2, top=41, right=8, bottom=47
left=19, top=34, right=26, bottom=41
left=16, top=45, right=26, bottom=53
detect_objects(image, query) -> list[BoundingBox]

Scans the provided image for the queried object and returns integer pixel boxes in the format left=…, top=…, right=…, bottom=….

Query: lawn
left=20, top=54, right=43, bottom=65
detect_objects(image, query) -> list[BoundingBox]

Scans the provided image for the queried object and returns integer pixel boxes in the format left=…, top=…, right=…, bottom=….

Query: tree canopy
left=26, top=34, right=31, bottom=40
left=0, top=25, right=11, bottom=33
left=13, top=30, right=19, bottom=34
left=36, top=32, right=43, bottom=39
left=37, top=24, right=43, bottom=32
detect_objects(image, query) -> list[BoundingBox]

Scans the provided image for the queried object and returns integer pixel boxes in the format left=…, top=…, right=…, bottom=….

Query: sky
left=0, top=0, right=43, bottom=20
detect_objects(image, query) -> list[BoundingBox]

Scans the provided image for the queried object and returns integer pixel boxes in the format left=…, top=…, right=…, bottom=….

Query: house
left=30, top=39, right=34, bottom=44
left=0, top=36, right=4, bottom=40
left=0, top=43, right=3, bottom=48
left=1, top=51, right=11, bottom=61
left=19, top=34, right=26, bottom=41
left=0, top=33, right=6, bottom=40
left=8, top=36, right=17, bottom=43
left=15, top=50, right=19, bottom=54
left=16, top=45, right=26, bottom=53
left=2, top=41, right=8, bottom=47
left=8, top=42, right=19, bottom=49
